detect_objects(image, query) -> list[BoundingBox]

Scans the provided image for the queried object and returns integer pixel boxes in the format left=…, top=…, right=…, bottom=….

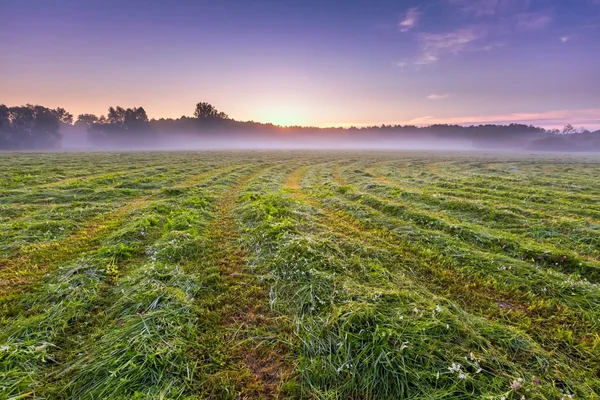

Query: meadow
left=0, top=151, right=598, bottom=399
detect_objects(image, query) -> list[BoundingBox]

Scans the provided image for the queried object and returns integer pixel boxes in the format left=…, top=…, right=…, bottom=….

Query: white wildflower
left=448, top=363, right=462, bottom=373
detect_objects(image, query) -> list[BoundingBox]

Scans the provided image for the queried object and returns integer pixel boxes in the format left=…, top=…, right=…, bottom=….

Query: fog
left=3, top=104, right=598, bottom=152
left=56, top=119, right=600, bottom=152
left=58, top=130, right=501, bottom=152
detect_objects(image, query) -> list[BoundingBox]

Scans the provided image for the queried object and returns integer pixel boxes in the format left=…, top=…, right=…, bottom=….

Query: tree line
left=1, top=102, right=599, bottom=151
left=0, top=104, right=73, bottom=149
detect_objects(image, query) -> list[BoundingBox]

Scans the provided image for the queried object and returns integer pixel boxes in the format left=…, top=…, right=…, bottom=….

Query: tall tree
left=194, top=102, right=228, bottom=119
left=107, top=106, right=127, bottom=125
left=124, top=107, right=149, bottom=129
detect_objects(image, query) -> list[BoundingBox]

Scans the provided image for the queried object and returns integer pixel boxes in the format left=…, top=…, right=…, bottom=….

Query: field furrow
left=0, top=151, right=598, bottom=399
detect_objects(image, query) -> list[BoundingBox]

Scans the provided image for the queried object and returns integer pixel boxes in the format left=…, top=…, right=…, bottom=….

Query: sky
left=1, top=0, right=599, bottom=129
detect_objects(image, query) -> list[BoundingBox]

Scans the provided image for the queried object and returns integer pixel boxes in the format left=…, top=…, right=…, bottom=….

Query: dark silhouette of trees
left=194, top=102, right=228, bottom=119
left=2, top=101, right=599, bottom=151
left=0, top=104, right=10, bottom=149
left=562, top=124, right=577, bottom=135
left=124, top=107, right=149, bottom=129
left=76, top=114, right=99, bottom=126
left=529, top=126, right=600, bottom=151
left=87, top=106, right=152, bottom=146
left=107, top=107, right=124, bottom=124
left=0, top=104, right=65, bottom=149
left=52, top=107, right=74, bottom=124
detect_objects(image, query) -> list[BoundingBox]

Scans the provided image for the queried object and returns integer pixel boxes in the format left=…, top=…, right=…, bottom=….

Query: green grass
left=0, top=151, right=598, bottom=399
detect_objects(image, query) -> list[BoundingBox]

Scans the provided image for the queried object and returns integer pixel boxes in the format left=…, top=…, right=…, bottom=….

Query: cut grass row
left=366, top=162, right=600, bottom=255
left=0, top=164, right=254, bottom=301
left=1, top=160, right=303, bottom=399
left=1, top=164, right=258, bottom=398
left=297, top=162, right=599, bottom=396
left=234, top=167, right=586, bottom=398
left=1, top=151, right=598, bottom=399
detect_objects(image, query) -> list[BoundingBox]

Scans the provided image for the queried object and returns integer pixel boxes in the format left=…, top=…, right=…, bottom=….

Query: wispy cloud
left=427, top=93, right=451, bottom=100
left=401, top=0, right=553, bottom=66
left=396, top=62, right=407, bottom=70
left=399, top=8, right=421, bottom=32
left=324, top=108, right=600, bottom=130
left=407, top=108, right=600, bottom=129
left=414, top=53, right=439, bottom=65
left=560, top=35, right=570, bottom=43
left=415, top=27, right=484, bottom=64
left=449, top=0, right=553, bottom=31
left=449, top=0, right=529, bottom=17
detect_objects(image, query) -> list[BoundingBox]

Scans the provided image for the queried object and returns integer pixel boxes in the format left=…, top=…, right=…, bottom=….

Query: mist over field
left=59, top=129, right=475, bottom=151
left=3, top=102, right=596, bottom=153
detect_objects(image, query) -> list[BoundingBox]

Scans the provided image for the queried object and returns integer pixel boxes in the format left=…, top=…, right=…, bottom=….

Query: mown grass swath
left=0, top=151, right=598, bottom=399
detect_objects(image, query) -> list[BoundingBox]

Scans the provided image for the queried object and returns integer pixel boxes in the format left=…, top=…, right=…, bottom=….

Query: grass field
left=0, top=151, right=599, bottom=399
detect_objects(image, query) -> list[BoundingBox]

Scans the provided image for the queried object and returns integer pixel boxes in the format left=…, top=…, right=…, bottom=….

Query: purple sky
left=1, top=0, right=599, bottom=128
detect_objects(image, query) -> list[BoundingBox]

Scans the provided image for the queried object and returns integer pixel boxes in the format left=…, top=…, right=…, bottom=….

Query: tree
left=123, top=107, right=148, bottom=128
left=194, top=102, right=228, bottom=119
left=76, top=114, right=99, bottom=126
left=52, top=107, right=73, bottom=124
left=107, top=106, right=127, bottom=125
left=0, top=104, right=10, bottom=148
left=562, top=124, right=576, bottom=135
left=0, top=104, right=63, bottom=149
left=88, top=106, right=152, bottom=145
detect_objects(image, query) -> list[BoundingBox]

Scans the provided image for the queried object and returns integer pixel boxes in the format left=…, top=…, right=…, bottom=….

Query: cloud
left=427, top=93, right=451, bottom=100
left=405, top=0, right=550, bottom=65
left=448, top=0, right=530, bottom=17
left=406, top=108, right=600, bottom=129
left=324, top=108, right=600, bottom=130
left=399, top=8, right=421, bottom=32
left=415, top=27, right=484, bottom=64
left=560, top=35, right=570, bottom=43
left=448, top=0, right=552, bottom=30
left=414, top=53, right=439, bottom=65
left=396, top=62, right=407, bottom=70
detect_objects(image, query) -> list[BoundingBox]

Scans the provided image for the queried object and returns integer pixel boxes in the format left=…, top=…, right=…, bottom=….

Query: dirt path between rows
left=205, top=168, right=293, bottom=399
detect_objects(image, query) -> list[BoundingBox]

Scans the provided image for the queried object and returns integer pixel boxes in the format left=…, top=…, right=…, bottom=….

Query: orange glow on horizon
left=254, top=103, right=307, bottom=127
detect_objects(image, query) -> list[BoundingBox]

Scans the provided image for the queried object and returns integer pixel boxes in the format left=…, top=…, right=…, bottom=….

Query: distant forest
left=1, top=102, right=599, bottom=151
